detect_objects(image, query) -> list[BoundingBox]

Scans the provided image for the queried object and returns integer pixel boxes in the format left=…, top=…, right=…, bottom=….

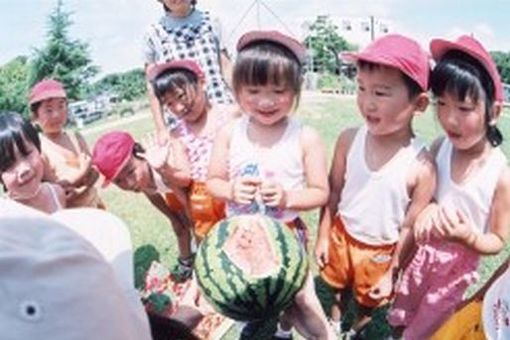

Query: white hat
left=0, top=202, right=152, bottom=340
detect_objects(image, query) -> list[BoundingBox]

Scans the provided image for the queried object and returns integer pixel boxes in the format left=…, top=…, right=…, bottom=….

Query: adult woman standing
left=143, top=0, right=234, bottom=139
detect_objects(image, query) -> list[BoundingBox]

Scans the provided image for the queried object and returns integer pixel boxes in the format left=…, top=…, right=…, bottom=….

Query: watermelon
left=194, top=214, right=308, bottom=321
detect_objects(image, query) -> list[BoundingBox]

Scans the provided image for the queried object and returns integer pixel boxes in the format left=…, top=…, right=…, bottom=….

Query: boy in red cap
left=388, top=35, right=510, bottom=339
left=314, top=34, right=437, bottom=337
left=29, top=78, right=104, bottom=209
left=92, top=130, right=195, bottom=281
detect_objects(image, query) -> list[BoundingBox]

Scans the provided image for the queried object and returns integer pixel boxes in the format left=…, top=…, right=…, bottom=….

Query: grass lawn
left=81, top=92, right=510, bottom=339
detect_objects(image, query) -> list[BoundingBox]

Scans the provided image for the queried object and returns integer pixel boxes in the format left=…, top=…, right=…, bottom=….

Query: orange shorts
left=188, top=181, right=225, bottom=241
left=320, top=217, right=395, bottom=308
left=165, top=182, right=225, bottom=241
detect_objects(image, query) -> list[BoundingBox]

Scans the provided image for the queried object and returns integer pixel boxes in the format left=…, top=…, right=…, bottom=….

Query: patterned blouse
left=143, top=9, right=233, bottom=105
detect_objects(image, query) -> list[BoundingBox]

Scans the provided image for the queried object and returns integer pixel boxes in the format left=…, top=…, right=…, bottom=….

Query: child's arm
left=437, top=167, right=510, bottom=254
left=260, top=126, right=329, bottom=210
left=315, top=128, right=355, bottom=268
left=206, top=124, right=235, bottom=200
left=370, top=149, right=437, bottom=300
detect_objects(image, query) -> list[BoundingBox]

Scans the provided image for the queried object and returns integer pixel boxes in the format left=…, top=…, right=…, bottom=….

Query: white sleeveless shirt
left=435, top=139, right=507, bottom=234
left=227, top=116, right=305, bottom=222
left=338, top=125, right=426, bottom=245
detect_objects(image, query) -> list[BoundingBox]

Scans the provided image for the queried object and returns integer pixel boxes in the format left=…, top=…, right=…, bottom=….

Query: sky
left=2, top=0, right=510, bottom=77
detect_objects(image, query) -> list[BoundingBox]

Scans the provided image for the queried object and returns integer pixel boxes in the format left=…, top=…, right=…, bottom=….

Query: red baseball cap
left=92, top=131, right=135, bottom=187
left=147, top=59, right=205, bottom=82
left=29, top=79, right=67, bottom=105
left=342, top=34, right=430, bottom=91
left=430, top=35, right=504, bottom=102
left=237, top=30, right=308, bottom=64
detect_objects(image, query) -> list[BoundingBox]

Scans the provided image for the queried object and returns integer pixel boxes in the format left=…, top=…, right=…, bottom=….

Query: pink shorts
left=388, top=239, right=479, bottom=339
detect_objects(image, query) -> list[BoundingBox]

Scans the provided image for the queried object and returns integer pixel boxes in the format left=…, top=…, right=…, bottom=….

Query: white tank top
left=338, top=125, right=426, bottom=245
left=227, top=116, right=305, bottom=222
left=435, top=139, right=507, bottom=234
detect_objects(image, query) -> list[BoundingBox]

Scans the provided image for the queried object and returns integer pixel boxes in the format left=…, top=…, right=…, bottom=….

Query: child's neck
left=44, top=130, right=65, bottom=141
left=14, top=184, right=53, bottom=214
left=247, top=116, right=289, bottom=148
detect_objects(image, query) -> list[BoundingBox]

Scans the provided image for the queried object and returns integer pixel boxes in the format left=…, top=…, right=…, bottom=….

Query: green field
left=82, top=93, right=510, bottom=339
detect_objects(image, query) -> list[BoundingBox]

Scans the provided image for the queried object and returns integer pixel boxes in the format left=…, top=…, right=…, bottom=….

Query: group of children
left=1, top=27, right=509, bottom=340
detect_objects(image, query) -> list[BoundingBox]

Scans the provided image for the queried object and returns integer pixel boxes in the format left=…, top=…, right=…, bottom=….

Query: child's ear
left=414, top=92, right=430, bottom=113
left=490, top=102, right=503, bottom=125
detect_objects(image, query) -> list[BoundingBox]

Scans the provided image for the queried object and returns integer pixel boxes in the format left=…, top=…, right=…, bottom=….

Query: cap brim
left=29, top=89, right=67, bottom=105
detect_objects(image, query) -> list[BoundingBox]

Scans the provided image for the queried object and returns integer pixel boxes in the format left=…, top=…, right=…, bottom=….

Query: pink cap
left=147, top=59, right=205, bottom=81
left=92, top=131, right=135, bottom=187
left=237, top=30, right=308, bottom=64
left=342, top=34, right=430, bottom=91
left=430, top=35, right=504, bottom=102
left=29, top=79, right=67, bottom=105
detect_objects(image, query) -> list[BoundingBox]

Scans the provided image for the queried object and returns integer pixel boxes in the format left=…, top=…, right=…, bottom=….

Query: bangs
left=431, top=51, right=494, bottom=104
left=152, top=69, right=198, bottom=101
left=233, top=42, right=302, bottom=93
left=0, top=113, right=40, bottom=172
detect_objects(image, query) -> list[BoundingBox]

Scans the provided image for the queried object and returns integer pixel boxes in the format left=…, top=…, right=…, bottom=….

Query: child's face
left=237, top=84, right=296, bottom=126
left=162, top=0, right=192, bottom=16
left=356, top=66, right=419, bottom=136
left=113, top=156, right=151, bottom=192
left=436, top=92, right=488, bottom=151
left=33, top=98, right=67, bottom=134
left=1, top=139, right=44, bottom=200
left=160, top=83, right=207, bottom=124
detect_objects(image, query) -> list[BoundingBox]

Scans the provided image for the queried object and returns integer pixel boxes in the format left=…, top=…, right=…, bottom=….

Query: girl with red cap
left=0, top=111, right=65, bottom=213
left=207, top=30, right=335, bottom=340
left=143, top=0, right=233, bottom=143
left=149, top=59, right=239, bottom=242
left=388, top=35, right=510, bottom=339
left=29, top=79, right=104, bottom=209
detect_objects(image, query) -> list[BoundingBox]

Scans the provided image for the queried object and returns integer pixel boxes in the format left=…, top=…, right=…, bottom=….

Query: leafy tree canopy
left=0, top=56, right=30, bottom=115
left=29, top=0, right=99, bottom=100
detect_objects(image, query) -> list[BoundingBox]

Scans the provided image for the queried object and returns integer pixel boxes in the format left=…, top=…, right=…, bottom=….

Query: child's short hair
left=159, top=0, right=197, bottom=13
left=0, top=112, right=41, bottom=172
left=357, top=59, right=424, bottom=99
left=149, top=60, right=204, bottom=103
left=233, top=31, right=307, bottom=104
left=342, top=34, right=429, bottom=99
left=430, top=36, right=503, bottom=147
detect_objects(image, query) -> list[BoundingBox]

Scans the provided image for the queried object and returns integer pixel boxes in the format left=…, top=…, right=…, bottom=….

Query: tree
left=29, top=0, right=98, bottom=100
left=491, top=51, right=510, bottom=84
left=303, top=15, right=356, bottom=75
left=90, top=68, right=147, bottom=101
left=0, top=56, right=30, bottom=115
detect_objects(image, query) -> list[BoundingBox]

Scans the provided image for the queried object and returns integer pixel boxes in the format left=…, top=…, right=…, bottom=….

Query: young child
left=148, top=59, right=238, bottom=241
left=0, top=111, right=65, bottom=213
left=92, top=131, right=195, bottom=280
left=207, top=30, right=335, bottom=340
left=143, top=0, right=234, bottom=142
left=314, top=34, right=436, bottom=337
left=29, top=79, right=104, bottom=209
left=388, top=35, right=510, bottom=339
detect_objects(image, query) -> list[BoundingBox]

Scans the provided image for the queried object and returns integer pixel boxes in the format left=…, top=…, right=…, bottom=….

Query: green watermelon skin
left=195, top=214, right=308, bottom=321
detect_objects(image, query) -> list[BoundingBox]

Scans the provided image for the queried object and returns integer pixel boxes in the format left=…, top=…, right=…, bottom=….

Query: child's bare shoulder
left=333, top=126, right=360, bottom=153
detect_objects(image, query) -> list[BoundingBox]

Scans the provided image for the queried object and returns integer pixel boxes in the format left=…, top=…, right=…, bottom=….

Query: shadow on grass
left=134, top=244, right=160, bottom=289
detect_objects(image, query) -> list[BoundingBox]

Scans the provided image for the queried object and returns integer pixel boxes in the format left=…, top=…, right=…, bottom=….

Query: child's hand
left=368, top=270, right=394, bottom=301
left=79, top=152, right=92, bottom=171
left=436, top=206, right=473, bottom=244
left=259, top=180, right=286, bottom=208
left=231, top=176, right=260, bottom=205
left=140, top=133, right=172, bottom=171
left=414, top=204, right=440, bottom=242
left=314, top=236, right=329, bottom=268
